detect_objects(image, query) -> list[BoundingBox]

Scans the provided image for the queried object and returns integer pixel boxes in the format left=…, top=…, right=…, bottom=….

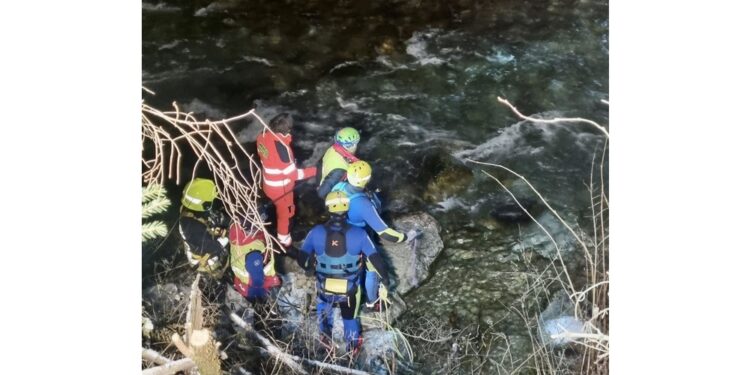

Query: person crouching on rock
left=256, top=113, right=317, bottom=248
left=331, top=160, right=419, bottom=309
left=179, top=178, right=230, bottom=277
left=298, top=191, right=391, bottom=354
left=228, top=214, right=281, bottom=303
left=317, top=127, right=361, bottom=198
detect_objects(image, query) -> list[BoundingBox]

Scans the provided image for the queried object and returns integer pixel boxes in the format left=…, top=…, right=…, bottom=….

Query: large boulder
left=381, top=212, right=444, bottom=295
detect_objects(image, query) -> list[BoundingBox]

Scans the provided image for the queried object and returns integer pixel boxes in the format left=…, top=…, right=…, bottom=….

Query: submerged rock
left=489, top=197, right=538, bottom=223
left=381, top=212, right=444, bottom=295
left=418, top=150, right=474, bottom=203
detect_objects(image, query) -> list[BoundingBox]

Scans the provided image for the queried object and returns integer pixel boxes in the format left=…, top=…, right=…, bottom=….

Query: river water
left=143, top=0, right=608, bottom=371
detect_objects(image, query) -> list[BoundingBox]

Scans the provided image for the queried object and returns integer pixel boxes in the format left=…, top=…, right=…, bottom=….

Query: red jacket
left=256, top=130, right=316, bottom=190
left=228, top=223, right=266, bottom=245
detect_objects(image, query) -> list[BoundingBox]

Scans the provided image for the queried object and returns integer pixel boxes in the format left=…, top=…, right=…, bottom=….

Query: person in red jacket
left=256, top=113, right=317, bottom=247
left=228, top=216, right=281, bottom=302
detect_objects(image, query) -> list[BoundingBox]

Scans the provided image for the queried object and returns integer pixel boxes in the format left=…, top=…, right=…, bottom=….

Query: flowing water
left=143, top=0, right=608, bottom=370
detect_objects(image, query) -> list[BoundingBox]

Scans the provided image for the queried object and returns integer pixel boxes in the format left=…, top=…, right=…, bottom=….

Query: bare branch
left=496, top=96, right=609, bottom=138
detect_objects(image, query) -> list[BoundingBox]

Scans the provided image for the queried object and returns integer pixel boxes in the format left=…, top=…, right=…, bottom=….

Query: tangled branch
left=141, top=90, right=291, bottom=252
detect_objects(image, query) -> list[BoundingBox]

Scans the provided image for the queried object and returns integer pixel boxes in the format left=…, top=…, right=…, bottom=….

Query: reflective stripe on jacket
left=229, top=223, right=275, bottom=284
left=257, top=131, right=296, bottom=188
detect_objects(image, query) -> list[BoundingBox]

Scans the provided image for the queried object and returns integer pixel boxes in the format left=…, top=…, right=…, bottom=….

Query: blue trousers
left=246, top=251, right=267, bottom=300
left=365, top=270, right=379, bottom=303
left=317, top=287, right=362, bottom=351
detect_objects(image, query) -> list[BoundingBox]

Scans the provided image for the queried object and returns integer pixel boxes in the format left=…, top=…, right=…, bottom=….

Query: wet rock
left=276, top=272, right=316, bottom=335
left=382, top=185, right=421, bottom=214
left=489, top=197, right=538, bottom=223
left=418, top=150, right=474, bottom=203
left=382, top=212, right=444, bottom=294
left=510, top=211, right=577, bottom=260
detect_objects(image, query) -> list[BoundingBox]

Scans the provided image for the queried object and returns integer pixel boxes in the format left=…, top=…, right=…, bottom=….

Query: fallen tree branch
left=142, top=348, right=176, bottom=366
left=230, top=312, right=372, bottom=375
left=141, top=358, right=196, bottom=375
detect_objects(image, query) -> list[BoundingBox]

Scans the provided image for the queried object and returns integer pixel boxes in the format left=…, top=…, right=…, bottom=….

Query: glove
left=284, top=245, right=300, bottom=259
left=405, top=229, right=422, bottom=243
left=217, top=236, right=229, bottom=248
left=378, top=283, right=390, bottom=305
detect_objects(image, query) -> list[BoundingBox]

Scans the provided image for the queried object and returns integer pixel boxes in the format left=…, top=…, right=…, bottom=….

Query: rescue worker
left=256, top=113, right=317, bottom=247
left=179, top=178, right=230, bottom=276
left=228, top=214, right=282, bottom=302
left=333, top=160, right=418, bottom=243
left=317, top=127, right=361, bottom=199
left=298, top=191, right=391, bottom=353
left=331, top=161, right=419, bottom=308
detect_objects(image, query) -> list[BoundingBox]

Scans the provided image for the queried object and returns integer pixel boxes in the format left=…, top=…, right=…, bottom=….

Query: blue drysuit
left=299, top=215, right=389, bottom=351
left=332, top=182, right=404, bottom=303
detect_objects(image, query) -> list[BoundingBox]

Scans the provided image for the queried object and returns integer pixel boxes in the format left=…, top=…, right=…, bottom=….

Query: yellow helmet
left=325, top=191, right=350, bottom=213
left=181, top=178, right=218, bottom=212
left=346, top=160, right=372, bottom=188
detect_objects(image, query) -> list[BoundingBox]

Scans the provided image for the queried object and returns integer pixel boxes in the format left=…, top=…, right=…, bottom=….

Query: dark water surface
left=143, top=0, right=608, bottom=369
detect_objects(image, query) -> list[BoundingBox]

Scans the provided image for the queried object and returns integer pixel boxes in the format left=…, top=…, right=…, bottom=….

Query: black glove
left=285, top=245, right=300, bottom=258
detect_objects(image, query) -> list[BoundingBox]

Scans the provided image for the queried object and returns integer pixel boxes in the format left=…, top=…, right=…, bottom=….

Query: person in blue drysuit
left=298, top=190, right=391, bottom=353
left=331, top=160, right=419, bottom=309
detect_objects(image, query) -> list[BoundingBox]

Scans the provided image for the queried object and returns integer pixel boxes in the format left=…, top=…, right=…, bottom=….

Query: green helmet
left=335, top=127, right=360, bottom=149
left=181, top=178, right=218, bottom=212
